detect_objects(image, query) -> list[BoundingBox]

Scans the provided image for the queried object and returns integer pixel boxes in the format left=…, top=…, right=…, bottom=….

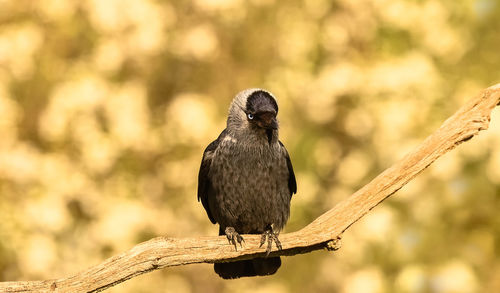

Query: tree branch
left=2, top=84, right=500, bottom=293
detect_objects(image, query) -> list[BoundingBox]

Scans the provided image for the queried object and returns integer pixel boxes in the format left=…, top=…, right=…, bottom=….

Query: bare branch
left=2, top=84, right=500, bottom=293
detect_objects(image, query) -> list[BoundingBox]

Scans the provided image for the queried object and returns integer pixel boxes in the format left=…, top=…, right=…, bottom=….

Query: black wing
left=279, top=141, right=297, bottom=197
left=197, top=129, right=227, bottom=224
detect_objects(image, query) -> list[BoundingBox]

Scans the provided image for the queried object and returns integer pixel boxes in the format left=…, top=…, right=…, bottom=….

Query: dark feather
left=197, top=129, right=228, bottom=223
left=246, top=90, right=278, bottom=114
left=279, top=141, right=297, bottom=197
left=266, top=129, right=273, bottom=145
left=214, top=257, right=281, bottom=279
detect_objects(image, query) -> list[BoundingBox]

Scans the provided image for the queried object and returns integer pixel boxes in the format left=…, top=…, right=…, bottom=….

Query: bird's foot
left=225, top=227, right=244, bottom=251
left=259, top=224, right=282, bottom=257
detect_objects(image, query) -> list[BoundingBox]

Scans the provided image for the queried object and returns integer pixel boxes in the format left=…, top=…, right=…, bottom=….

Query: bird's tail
left=214, top=257, right=281, bottom=279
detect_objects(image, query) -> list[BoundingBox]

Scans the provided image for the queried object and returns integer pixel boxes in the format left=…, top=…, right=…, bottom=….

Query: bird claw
left=225, top=227, right=244, bottom=251
left=259, top=225, right=282, bottom=257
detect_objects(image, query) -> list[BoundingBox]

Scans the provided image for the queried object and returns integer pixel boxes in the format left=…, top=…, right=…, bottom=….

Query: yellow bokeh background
left=1, top=0, right=500, bottom=292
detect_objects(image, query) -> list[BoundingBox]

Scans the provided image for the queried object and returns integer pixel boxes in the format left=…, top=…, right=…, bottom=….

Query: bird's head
left=228, top=88, right=279, bottom=132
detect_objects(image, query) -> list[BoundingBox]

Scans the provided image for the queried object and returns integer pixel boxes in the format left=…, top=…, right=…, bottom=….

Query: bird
left=197, top=88, right=297, bottom=279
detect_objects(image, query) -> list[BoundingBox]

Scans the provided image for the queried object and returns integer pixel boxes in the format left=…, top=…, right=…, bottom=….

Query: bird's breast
left=209, top=139, right=290, bottom=233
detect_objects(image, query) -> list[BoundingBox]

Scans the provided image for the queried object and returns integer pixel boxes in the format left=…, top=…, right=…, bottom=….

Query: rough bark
left=2, top=84, right=500, bottom=293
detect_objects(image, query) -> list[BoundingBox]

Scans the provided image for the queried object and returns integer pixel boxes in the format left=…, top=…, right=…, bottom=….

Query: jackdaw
left=198, top=88, right=297, bottom=279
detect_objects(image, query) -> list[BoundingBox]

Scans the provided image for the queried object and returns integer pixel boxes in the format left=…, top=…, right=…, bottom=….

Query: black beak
left=269, top=118, right=278, bottom=130
left=258, top=112, right=278, bottom=130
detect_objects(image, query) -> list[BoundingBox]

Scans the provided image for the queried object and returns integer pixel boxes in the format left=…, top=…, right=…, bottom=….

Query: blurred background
left=1, top=0, right=500, bottom=292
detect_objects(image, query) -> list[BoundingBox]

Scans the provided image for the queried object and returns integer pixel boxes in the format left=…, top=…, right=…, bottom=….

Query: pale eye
left=247, top=113, right=254, bottom=120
